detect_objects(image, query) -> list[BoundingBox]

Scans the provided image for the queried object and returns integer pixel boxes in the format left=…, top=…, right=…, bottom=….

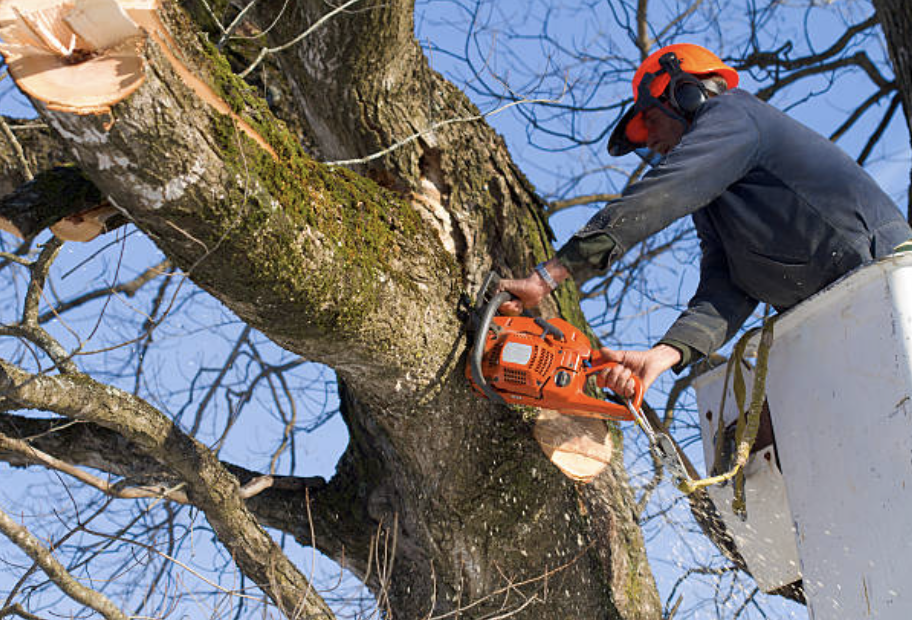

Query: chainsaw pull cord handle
left=533, top=316, right=565, bottom=341
left=470, top=290, right=513, bottom=405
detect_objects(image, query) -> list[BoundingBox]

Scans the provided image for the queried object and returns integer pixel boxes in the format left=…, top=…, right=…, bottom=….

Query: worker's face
left=643, top=104, right=686, bottom=155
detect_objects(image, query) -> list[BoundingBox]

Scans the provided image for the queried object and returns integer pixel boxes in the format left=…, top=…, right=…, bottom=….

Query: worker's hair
left=701, top=74, right=729, bottom=96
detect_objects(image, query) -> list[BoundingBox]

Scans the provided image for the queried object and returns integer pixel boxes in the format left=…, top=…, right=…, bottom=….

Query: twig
left=549, top=193, right=619, bottom=213
left=325, top=96, right=561, bottom=167
left=239, top=0, right=364, bottom=79
left=0, top=603, right=46, bottom=619
left=38, top=260, right=172, bottom=325
left=0, top=116, right=33, bottom=181
left=0, top=252, right=30, bottom=267
left=0, top=505, right=129, bottom=620
left=0, top=431, right=192, bottom=504
left=218, top=0, right=260, bottom=49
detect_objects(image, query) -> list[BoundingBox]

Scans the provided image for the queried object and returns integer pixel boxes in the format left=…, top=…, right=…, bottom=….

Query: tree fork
left=2, top=0, right=662, bottom=617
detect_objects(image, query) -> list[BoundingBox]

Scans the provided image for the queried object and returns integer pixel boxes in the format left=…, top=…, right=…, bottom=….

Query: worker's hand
left=497, top=274, right=550, bottom=315
left=595, top=344, right=682, bottom=398
left=497, top=259, right=570, bottom=314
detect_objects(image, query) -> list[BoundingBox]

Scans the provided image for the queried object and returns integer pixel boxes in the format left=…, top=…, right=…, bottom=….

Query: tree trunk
left=3, top=1, right=660, bottom=617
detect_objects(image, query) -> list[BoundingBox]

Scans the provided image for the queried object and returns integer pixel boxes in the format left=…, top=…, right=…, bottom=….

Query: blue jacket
left=556, top=88, right=911, bottom=363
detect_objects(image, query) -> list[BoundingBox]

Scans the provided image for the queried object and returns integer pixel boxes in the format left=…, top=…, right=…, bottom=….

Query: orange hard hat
left=610, top=43, right=739, bottom=154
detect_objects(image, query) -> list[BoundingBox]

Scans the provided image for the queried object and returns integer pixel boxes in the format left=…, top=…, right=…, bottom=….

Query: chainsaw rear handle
left=586, top=361, right=645, bottom=410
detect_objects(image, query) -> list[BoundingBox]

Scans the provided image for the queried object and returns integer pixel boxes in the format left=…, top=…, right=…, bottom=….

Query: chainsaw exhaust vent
left=534, top=348, right=554, bottom=375
left=503, top=368, right=528, bottom=385
left=488, top=342, right=504, bottom=368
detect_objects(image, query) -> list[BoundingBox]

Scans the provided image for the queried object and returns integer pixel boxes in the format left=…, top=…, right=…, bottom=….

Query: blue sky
left=1, top=1, right=909, bottom=618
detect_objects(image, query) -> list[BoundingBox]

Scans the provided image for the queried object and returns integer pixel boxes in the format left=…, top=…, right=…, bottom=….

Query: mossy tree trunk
left=1, top=0, right=660, bottom=617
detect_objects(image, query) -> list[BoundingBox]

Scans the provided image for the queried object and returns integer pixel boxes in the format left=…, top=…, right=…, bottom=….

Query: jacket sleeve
left=660, top=219, right=758, bottom=366
left=557, top=92, right=761, bottom=283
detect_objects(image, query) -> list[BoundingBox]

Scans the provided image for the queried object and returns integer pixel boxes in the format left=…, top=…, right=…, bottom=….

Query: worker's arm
left=500, top=95, right=760, bottom=312
left=658, top=221, right=759, bottom=367
left=557, top=94, right=761, bottom=284
left=597, top=222, right=758, bottom=397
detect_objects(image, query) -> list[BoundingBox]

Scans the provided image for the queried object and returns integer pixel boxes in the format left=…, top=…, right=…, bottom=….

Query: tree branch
left=0, top=506, right=129, bottom=620
left=0, top=409, right=374, bottom=581
left=0, top=166, right=115, bottom=240
left=0, top=360, right=335, bottom=618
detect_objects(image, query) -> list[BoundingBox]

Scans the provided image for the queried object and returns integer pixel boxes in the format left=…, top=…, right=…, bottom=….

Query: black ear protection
left=658, top=52, right=708, bottom=115
left=637, top=52, right=708, bottom=119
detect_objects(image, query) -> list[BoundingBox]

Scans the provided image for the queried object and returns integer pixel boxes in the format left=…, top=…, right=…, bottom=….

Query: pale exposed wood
left=48, top=203, right=117, bottom=241
left=63, top=0, right=141, bottom=50
left=0, top=0, right=148, bottom=115
left=533, top=409, right=613, bottom=482
left=0, top=0, right=663, bottom=617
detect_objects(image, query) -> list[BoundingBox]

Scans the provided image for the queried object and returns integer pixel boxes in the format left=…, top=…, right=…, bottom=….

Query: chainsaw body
left=465, top=275, right=640, bottom=421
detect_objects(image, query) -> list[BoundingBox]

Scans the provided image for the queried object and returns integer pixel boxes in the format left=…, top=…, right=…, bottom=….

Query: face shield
left=607, top=52, right=705, bottom=165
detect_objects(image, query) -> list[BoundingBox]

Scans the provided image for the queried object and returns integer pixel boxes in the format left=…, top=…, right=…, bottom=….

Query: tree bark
left=3, top=1, right=661, bottom=617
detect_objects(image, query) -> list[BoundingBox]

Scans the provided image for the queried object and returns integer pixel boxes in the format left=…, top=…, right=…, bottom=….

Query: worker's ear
left=671, top=79, right=708, bottom=115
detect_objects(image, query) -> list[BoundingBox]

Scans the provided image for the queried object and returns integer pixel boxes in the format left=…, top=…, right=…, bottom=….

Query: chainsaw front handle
left=469, top=289, right=513, bottom=406
left=586, top=361, right=645, bottom=410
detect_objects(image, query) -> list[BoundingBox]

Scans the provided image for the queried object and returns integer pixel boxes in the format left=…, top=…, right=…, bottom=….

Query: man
left=500, top=43, right=911, bottom=398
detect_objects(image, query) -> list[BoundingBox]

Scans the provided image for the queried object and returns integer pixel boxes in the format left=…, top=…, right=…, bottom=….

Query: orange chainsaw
left=464, top=272, right=693, bottom=486
left=465, top=272, right=643, bottom=420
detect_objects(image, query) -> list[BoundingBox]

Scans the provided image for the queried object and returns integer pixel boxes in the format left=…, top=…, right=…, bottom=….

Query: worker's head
left=608, top=43, right=739, bottom=165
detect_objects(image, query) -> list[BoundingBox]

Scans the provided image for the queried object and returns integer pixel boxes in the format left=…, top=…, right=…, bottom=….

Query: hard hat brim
left=608, top=106, right=647, bottom=156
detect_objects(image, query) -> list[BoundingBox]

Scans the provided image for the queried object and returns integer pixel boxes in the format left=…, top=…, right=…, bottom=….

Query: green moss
left=156, top=29, right=457, bottom=339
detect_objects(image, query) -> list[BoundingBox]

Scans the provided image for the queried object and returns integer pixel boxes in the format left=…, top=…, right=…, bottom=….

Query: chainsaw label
left=501, top=342, right=533, bottom=366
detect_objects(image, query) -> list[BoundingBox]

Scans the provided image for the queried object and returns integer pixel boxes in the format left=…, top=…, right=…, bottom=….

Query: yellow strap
left=678, top=317, right=776, bottom=498
left=710, top=345, right=736, bottom=476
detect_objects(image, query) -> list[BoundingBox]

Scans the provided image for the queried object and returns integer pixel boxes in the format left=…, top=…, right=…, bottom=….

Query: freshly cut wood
left=533, top=409, right=614, bottom=483
left=49, top=204, right=118, bottom=241
left=0, top=42, right=145, bottom=115
left=0, top=0, right=154, bottom=115
left=63, top=0, right=142, bottom=51
left=0, top=216, right=23, bottom=238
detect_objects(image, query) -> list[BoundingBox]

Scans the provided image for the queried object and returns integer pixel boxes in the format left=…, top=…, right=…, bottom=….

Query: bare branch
left=0, top=360, right=335, bottom=618
left=549, top=193, right=619, bottom=213
left=37, top=259, right=173, bottom=325
left=239, top=0, right=365, bottom=78
left=0, top=506, right=129, bottom=620
left=0, top=430, right=192, bottom=504
left=0, top=116, right=33, bottom=182
left=0, top=603, right=46, bottom=620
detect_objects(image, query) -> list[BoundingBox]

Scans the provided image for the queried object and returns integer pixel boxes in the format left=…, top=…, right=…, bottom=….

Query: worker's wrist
left=532, top=259, right=569, bottom=293
left=534, top=262, right=558, bottom=291
left=650, top=343, right=683, bottom=369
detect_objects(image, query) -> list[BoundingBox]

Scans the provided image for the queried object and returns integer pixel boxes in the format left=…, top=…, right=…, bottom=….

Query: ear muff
left=611, top=45, right=737, bottom=156
left=659, top=53, right=708, bottom=116
left=669, top=78, right=707, bottom=115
